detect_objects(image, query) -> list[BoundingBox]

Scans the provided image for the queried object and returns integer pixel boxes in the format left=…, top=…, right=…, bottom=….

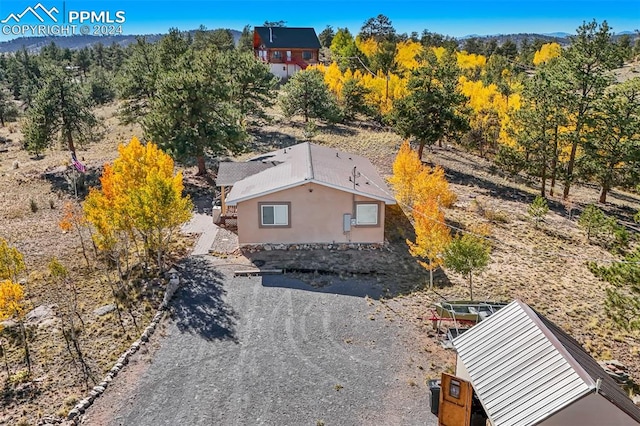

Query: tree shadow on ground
left=41, top=164, right=102, bottom=201
left=171, top=257, right=238, bottom=342
left=248, top=128, right=299, bottom=153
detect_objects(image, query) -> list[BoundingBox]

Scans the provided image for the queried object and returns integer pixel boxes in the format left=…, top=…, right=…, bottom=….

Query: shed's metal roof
left=453, top=300, right=640, bottom=425
left=225, top=142, right=395, bottom=205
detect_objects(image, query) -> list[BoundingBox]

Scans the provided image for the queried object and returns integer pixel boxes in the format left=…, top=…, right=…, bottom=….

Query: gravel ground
left=83, top=255, right=439, bottom=426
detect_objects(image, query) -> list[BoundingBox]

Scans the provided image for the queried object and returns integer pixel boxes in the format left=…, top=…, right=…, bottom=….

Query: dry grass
left=255, top=115, right=640, bottom=385
left=1, top=105, right=639, bottom=422
left=0, top=104, right=192, bottom=424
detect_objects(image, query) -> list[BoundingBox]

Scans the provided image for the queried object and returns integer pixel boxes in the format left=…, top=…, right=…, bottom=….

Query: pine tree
left=589, top=248, right=640, bottom=331
left=580, top=77, right=640, bottom=203
left=444, top=232, right=491, bottom=300
left=528, top=195, right=549, bottom=228
left=280, top=68, right=340, bottom=123
left=390, top=49, right=469, bottom=159
left=561, top=20, right=621, bottom=199
left=144, top=48, right=247, bottom=175
left=22, top=66, right=98, bottom=157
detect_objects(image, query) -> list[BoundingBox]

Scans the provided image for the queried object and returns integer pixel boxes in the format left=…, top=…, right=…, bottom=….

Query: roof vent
left=336, top=152, right=339, bottom=158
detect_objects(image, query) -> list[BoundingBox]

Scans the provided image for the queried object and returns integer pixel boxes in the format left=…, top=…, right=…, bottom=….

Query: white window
left=260, top=204, right=289, bottom=226
left=356, top=203, right=378, bottom=226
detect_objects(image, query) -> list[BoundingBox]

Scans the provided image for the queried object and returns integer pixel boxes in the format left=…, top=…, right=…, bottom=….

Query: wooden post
left=221, top=186, right=227, bottom=215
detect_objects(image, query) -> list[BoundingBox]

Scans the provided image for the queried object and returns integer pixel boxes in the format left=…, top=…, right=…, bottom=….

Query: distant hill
left=0, top=29, right=632, bottom=54
left=0, top=29, right=242, bottom=53
left=461, top=31, right=637, bottom=48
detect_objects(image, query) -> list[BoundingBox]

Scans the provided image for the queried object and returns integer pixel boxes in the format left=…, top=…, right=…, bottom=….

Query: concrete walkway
left=181, top=213, right=219, bottom=255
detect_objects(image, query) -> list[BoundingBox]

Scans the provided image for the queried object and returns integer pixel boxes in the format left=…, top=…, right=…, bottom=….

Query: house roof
left=453, top=300, right=640, bottom=426
left=225, top=142, right=396, bottom=206
left=216, top=161, right=277, bottom=187
left=254, top=27, right=321, bottom=49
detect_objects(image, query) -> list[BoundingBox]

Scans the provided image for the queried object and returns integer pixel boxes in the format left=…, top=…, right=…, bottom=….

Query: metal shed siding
left=453, top=301, right=592, bottom=426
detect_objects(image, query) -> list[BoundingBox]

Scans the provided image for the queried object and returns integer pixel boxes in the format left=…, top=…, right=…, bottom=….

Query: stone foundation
left=241, top=242, right=387, bottom=253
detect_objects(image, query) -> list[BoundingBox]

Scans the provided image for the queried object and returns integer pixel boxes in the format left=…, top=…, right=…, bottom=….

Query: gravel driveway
left=93, top=256, right=438, bottom=426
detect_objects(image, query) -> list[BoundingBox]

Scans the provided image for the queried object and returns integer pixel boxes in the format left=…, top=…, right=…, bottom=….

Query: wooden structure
left=253, top=26, right=321, bottom=78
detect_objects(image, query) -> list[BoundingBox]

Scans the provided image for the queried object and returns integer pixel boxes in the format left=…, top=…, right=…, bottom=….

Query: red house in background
left=253, top=27, right=321, bottom=79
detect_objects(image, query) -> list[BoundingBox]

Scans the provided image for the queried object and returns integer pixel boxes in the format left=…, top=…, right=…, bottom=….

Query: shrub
left=528, top=195, right=549, bottom=228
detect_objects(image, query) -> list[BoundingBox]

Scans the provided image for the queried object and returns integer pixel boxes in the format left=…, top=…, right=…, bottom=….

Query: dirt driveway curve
left=82, top=255, right=438, bottom=426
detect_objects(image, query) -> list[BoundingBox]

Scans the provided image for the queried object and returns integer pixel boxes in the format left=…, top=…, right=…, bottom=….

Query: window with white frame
left=260, top=203, right=289, bottom=226
left=355, top=203, right=379, bottom=226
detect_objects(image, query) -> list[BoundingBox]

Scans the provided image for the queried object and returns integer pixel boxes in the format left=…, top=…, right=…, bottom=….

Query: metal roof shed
left=452, top=300, right=640, bottom=426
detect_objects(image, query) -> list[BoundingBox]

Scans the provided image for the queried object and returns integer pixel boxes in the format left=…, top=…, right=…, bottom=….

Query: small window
left=449, top=380, right=461, bottom=399
left=260, top=203, right=289, bottom=226
left=302, top=51, right=313, bottom=60
left=272, top=51, right=282, bottom=60
left=356, top=203, right=378, bottom=226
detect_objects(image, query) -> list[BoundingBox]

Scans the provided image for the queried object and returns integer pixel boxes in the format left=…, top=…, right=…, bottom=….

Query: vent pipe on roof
left=269, top=27, right=273, bottom=43
left=595, top=378, right=602, bottom=394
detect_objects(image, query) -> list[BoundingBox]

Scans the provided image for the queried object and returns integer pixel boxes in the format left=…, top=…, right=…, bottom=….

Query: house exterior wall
left=539, top=393, right=639, bottom=426
left=236, top=182, right=386, bottom=245
left=268, top=63, right=300, bottom=79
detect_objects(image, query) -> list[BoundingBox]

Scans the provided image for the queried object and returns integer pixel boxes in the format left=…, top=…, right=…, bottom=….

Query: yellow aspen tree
left=407, top=199, right=451, bottom=288
left=395, top=40, right=424, bottom=72
left=356, top=37, right=378, bottom=59
left=533, top=43, right=562, bottom=66
left=413, top=165, right=457, bottom=208
left=0, top=238, right=25, bottom=283
left=84, top=137, right=192, bottom=271
left=0, top=279, right=30, bottom=376
left=389, top=140, right=423, bottom=206
left=321, top=62, right=345, bottom=98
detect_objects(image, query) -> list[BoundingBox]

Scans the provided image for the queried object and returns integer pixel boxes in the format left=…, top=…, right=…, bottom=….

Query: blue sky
left=0, top=0, right=638, bottom=42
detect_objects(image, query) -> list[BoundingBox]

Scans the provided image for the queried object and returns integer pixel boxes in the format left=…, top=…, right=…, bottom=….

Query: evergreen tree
left=280, top=68, right=340, bottom=123
left=528, top=195, right=549, bottom=228
left=561, top=20, right=621, bottom=199
left=144, top=48, right=246, bottom=175
left=390, top=49, right=469, bottom=159
left=222, top=50, right=278, bottom=122
left=589, top=248, right=640, bottom=331
left=319, top=25, right=335, bottom=48
left=340, top=78, right=372, bottom=120
left=444, top=233, right=491, bottom=301
left=512, top=58, right=569, bottom=196
left=85, top=67, right=116, bottom=105
left=330, top=28, right=367, bottom=71
left=23, top=66, right=97, bottom=157
left=580, top=77, right=640, bottom=203
left=116, top=37, right=160, bottom=124
left=359, top=14, right=396, bottom=42
left=237, top=25, right=254, bottom=52
left=0, top=85, right=18, bottom=127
